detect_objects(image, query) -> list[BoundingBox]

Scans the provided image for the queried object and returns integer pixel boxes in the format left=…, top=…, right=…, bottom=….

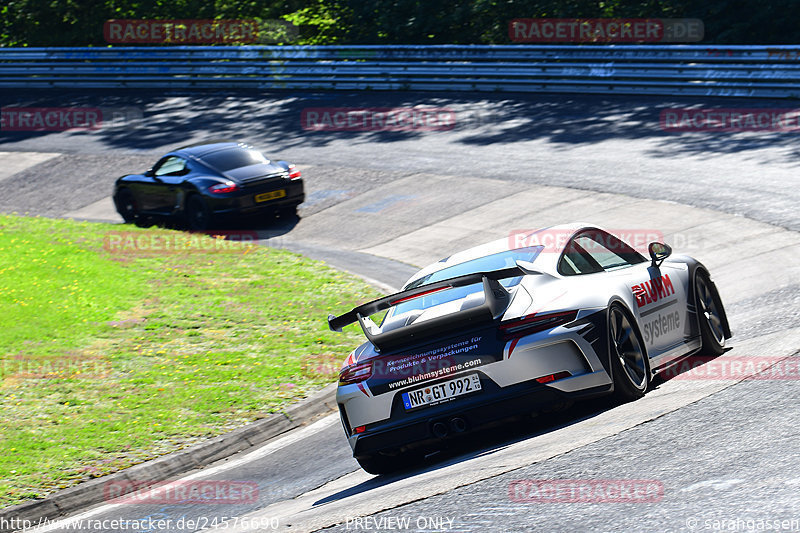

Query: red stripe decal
left=508, top=338, right=522, bottom=358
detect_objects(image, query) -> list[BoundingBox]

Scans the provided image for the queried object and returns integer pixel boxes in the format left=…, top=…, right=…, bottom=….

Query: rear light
left=353, top=425, right=366, bottom=435
left=287, top=164, right=301, bottom=180
left=208, top=181, right=240, bottom=194
left=499, top=310, right=578, bottom=340
left=339, top=362, right=372, bottom=385
left=535, top=371, right=572, bottom=384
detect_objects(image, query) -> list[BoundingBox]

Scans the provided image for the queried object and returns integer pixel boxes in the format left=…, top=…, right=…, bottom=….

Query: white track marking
left=681, top=479, right=746, bottom=492
left=0, top=152, right=61, bottom=183
left=27, top=415, right=339, bottom=533
left=62, top=196, right=122, bottom=223
left=181, top=415, right=339, bottom=481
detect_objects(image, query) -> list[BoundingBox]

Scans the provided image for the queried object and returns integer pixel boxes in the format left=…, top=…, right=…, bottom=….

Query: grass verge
left=0, top=214, right=380, bottom=507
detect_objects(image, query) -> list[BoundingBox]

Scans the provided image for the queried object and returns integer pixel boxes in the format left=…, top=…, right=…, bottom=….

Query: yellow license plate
left=255, top=190, right=287, bottom=203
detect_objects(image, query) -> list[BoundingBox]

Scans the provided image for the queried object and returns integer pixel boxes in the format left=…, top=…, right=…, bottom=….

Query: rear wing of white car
left=327, top=266, right=525, bottom=352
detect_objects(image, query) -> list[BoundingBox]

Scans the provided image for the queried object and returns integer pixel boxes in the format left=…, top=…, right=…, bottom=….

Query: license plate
left=255, top=189, right=287, bottom=203
left=402, top=374, right=481, bottom=410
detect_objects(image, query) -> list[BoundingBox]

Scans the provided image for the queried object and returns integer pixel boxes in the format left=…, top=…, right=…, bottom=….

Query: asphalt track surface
left=1, top=89, right=799, bottom=533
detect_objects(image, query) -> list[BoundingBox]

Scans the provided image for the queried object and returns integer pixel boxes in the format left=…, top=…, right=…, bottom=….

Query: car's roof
left=174, top=140, right=251, bottom=158
left=403, top=222, right=600, bottom=287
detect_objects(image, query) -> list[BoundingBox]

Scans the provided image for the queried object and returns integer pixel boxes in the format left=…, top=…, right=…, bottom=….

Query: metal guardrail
left=1, top=45, right=799, bottom=98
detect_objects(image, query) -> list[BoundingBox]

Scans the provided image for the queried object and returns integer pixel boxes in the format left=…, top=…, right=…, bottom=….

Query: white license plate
left=402, top=374, right=481, bottom=410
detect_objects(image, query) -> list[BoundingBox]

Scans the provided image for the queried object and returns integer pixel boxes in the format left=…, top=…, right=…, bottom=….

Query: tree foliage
left=2, top=0, right=800, bottom=46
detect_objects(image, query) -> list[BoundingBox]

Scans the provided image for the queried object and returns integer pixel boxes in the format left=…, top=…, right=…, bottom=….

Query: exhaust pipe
left=450, top=417, right=467, bottom=433
left=432, top=422, right=449, bottom=438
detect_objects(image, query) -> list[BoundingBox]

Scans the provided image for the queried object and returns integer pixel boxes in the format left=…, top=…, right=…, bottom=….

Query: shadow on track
left=3, top=89, right=800, bottom=162
left=128, top=209, right=301, bottom=246
left=312, top=396, right=620, bottom=507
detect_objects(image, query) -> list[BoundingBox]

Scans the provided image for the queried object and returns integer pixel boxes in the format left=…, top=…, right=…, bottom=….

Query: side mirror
left=648, top=242, right=672, bottom=268
left=144, top=168, right=155, bottom=177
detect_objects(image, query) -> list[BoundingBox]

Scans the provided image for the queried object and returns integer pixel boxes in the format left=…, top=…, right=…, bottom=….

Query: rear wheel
left=695, top=272, right=726, bottom=355
left=186, top=195, right=212, bottom=231
left=115, top=189, right=138, bottom=223
left=608, top=304, right=649, bottom=402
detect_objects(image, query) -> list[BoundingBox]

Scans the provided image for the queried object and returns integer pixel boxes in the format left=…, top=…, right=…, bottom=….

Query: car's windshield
left=390, top=246, right=543, bottom=317
left=201, top=148, right=269, bottom=172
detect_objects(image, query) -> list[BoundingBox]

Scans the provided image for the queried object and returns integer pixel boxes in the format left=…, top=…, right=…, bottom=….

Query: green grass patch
left=0, top=214, right=380, bottom=507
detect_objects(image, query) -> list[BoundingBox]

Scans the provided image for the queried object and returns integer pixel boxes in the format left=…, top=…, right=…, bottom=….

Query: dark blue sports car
left=113, top=140, right=304, bottom=230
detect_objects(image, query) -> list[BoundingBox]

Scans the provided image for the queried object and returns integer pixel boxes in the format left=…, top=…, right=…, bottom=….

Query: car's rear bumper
left=338, top=312, right=611, bottom=434
left=207, top=180, right=305, bottom=216
left=349, top=374, right=611, bottom=461
left=213, top=194, right=305, bottom=216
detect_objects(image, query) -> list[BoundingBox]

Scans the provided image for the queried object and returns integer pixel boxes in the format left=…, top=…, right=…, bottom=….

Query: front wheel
left=115, top=189, right=138, bottom=223
left=695, top=272, right=726, bottom=355
left=608, top=304, right=650, bottom=402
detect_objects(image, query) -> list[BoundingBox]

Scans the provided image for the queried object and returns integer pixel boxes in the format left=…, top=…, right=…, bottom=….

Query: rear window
left=392, top=246, right=543, bottom=315
left=200, top=148, right=268, bottom=172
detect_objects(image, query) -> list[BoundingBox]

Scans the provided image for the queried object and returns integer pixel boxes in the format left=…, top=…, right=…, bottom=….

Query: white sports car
left=328, top=224, right=731, bottom=474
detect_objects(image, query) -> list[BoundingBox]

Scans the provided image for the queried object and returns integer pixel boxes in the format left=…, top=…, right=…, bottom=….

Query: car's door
left=132, top=157, right=168, bottom=213
left=628, top=261, right=692, bottom=368
left=143, top=156, right=190, bottom=214
left=561, top=229, right=688, bottom=362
